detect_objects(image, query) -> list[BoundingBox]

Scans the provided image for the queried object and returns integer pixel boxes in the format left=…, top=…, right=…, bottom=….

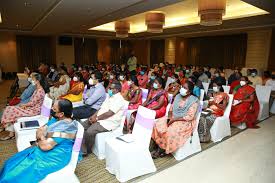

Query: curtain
left=16, top=36, right=54, bottom=72
left=110, top=40, right=132, bottom=65
left=268, top=28, right=275, bottom=70
left=186, top=34, right=247, bottom=68
left=74, top=38, right=98, bottom=65
left=150, top=40, right=165, bottom=66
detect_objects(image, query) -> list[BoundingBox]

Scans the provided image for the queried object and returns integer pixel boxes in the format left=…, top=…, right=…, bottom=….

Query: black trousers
left=73, top=105, right=97, bottom=119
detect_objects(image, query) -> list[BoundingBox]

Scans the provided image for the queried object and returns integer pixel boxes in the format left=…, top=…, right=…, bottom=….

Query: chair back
left=40, top=94, right=53, bottom=118
left=141, top=88, right=149, bottom=103
left=69, top=121, right=84, bottom=171
left=117, top=101, right=129, bottom=132
left=224, top=94, right=233, bottom=118
left=256, top=85, right=272, bottom=103
left=132, top=106, right=156, bottom=148
left=168, top=93, right=173, bottom=104
left=202, top=82, right=209, bottom=94
left=195, top=101, right=203, bottom=130
left=222, top=85, right=230, bottom=94
left=165, top=103, right=171, bottom=117
left=165, top=77, right=173, bottom=90
left=200, top=89, right=204, bottom=101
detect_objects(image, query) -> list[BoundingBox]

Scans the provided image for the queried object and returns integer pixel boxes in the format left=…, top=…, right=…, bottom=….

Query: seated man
left=81, top=81, right=128, bottom=155
left=73, top=71, right=106, bottom=119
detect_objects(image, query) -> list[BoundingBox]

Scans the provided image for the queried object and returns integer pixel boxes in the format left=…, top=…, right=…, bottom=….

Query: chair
left=210, top=94, right=233, bottom=143
left=14, top=94, right=53, bottom=152
left=202, top=82, right=209, bottom=94
left=222, top=85, right=230, bottom=94
left=105, top=106, right=156, bottom=182
left=92, top=101, right=129, bottom=160
left=40, top=121, right=84, bottom=183
left=200, top=89, right=204, bottom=101
left=165, top=77, right=173, bottom=90
left=255, top=85, right=272, bottom=120
left=168, top=93, right=173, bottom=103
left=271, top=99, right=275, bottom=114
left=141, top=88, right=149, bottom=103
left=173, top=102, right=202, bottom=161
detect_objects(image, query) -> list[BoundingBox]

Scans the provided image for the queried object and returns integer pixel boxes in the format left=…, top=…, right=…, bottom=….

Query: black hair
left=242, top=76, right=249, bottom=81
left=213, top=81, right=224, bottom=92
left=59, top=66, right=68, bottom=75
left=58, top=99, right=73, bottom=118
left=130, top=75, right=139, bottom=86
left=94, top=71, right=103, bottom=82
left=186, top=81, right=194, bottom=95
left=263, top=71, right=271, bottom=78
left=189, top=75, right=197, bottom=84
left=33, top=73, right=50, bottom=93
left=112, top=81, right=122, bottom=92
left=51, top=64, right=57, bottom=69
left=74, top=72, right=84, bottom=82
left=154, top=77, right=164, bottom=89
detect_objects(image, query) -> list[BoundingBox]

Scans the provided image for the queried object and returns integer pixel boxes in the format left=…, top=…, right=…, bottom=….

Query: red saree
left=146, top=90, right=168, bottom=118
left=229, top=85, right=259, bottom=128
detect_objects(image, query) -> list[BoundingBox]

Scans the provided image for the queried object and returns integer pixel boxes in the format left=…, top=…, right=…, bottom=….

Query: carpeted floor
left=0, top=80, right=243, bottom=183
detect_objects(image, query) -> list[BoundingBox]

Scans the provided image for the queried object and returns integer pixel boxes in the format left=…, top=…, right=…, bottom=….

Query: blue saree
left=0, top=119, right=78, bottom=183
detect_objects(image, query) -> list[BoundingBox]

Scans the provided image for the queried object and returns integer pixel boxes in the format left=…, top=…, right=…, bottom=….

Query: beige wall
left=245, top=29, right=272, bottom=71
left=0, top=32, right=18, bottom=72
left=164, top=37, right=176, bottom=64
left=55, top=37, right=75, bottom=67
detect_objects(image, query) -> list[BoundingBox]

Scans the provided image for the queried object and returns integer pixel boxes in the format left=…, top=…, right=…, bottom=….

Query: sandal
left=0, top=135, right=15, bottom=141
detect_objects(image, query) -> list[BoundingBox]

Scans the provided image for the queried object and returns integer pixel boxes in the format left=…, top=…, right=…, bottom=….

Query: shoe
left=0, top=135, right=15, bottom=141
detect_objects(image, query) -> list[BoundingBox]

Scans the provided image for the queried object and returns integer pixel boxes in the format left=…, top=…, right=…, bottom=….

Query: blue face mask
left=153, top=83, right=158, bottom=89
left=150, top=76, right=156, bottom=80
left=140, top=71, right=145, bottom=75
left=108, top=89, right=113, bottom=97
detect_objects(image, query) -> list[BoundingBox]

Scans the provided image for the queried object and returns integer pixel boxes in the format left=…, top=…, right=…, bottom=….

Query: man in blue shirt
left=73, top=71, right=106, bottom=119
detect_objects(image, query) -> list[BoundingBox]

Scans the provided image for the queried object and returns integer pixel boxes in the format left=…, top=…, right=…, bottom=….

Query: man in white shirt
left=81, top=81, right=128, bottom=155
left=248, top=69, right=262, bottom=87
left=265, top=71, right=275, bottom=91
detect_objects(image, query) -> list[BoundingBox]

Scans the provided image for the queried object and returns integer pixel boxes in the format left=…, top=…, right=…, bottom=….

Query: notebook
left=20, top=120, right=40, bottom=130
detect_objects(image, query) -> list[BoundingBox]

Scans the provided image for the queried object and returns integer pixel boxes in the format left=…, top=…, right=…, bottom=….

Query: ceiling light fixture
left=145, top=12, right=165, bottom=33
left=0, top=12, right=2, bottom=23
left=198, top=0, right=226, bottom=26
left=115, top=21, right=130, bottom=38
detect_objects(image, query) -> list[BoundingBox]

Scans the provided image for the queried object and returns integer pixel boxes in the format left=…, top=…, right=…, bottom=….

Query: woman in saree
left=127, top=75, right=142, bottom=110
left=198, top=81, right=229, bottom=142
left=0, top=73, right=49, bottom=140
left=229, top=76, right=260, bottom=128
left=124, top=77, right=168, bottom=133
left=60, top=72, right=85, bottom=102
left=166, top=73, right=181, bottom=97
left=151, top=81, right=199, bottom=158
left=0, top=99, right=79, bottom=182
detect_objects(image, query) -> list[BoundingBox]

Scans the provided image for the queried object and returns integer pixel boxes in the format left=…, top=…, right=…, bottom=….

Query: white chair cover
left=41, top=122, right=84, bottom=183
left=271, top=99, right=275, bottom=114
left=200, top=89, right=204, bottom=101
left=173, top=102, right=202, bottom=161
left=141, top=88, right=149, bottom=103
left=17, top=73, right=29, bottom=88
left=105, top=106, right=156, bottom=182
left=15, top=95, right=53, bottom=152
left=165, top=77, right=173, bottom=90
left=222, top=85, right=230, bottom=94
left=202, top=82, right=209, bottom=94
left=168, top=93, right=173, bottom=104
left=255, top=85, right=272, bottom=120
left=210, top=94, right=233, bottom=142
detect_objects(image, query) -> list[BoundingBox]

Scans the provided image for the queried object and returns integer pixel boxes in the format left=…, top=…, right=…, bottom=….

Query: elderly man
left=81, top=81, right=128, bottom=155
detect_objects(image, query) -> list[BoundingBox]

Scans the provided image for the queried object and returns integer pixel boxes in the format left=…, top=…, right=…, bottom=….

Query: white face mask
left=213, top=86, right=219, bottom=92
left=251, top=73, right=256, bottom=77
left=119, top=76, right=125, bottom=81
left=180, top=87, right=188, bottom=96
left=73, top=76, right=78, bottom=82
left=186, top=70, right=190, bottom=73
left=153, top=83, right=158, bottom=89
left=109, top=75, right=114, bottom=80
left=171, top=78, right=176, bottom=83
left=89, top=78, right=94, bottom=85
left=31, top=80, right=36, bottom=86
left=128, top=81, right=133, bottom=86
left=51, top=68, right=55, bottom=72
left=240, top=81, right=246, bottom=86
left=28, top=77, right=32, bottom=83
left=215, top=73, right=220, bottom=77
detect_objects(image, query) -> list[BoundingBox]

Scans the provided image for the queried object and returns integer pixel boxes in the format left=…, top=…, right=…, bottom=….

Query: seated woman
left=119, top=73, right=130, bottom=98
left=151, top=81, right=199, bottom=158
left=188, top=76, right=201, bottom=98
left=0, top=73, right=49, bottom=140
left=166, top=73, right=181, bottom=97
left=230, top=76, right=260, bottom=128
left=124, top=77, right=168, bottom=133
left=0, top=99, right=79, bottom=182
left=49, top=67, right=70, bottom=101
left=198, top=82, right=229, bottom=143
left=127, top=75, right=142, bottom=110
left=60, top=72, right=85, bottom=102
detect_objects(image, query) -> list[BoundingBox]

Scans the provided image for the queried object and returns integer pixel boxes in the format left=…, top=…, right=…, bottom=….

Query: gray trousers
left=81, top=120, right=108, bottom=155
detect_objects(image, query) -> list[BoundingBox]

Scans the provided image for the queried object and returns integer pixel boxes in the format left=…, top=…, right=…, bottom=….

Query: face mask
left=89, top=70, right=93, bottom=74
left=119, top=76, right=124, bottom=81
left=180, top=87, right=188, bottom=96
left=73, top=76, right=78, bottom=82
left=78, top=68, right=82, bottom=71
left=186, top=70, right=190, bottom=73
left=51, top=68, right=55, bottom=72
left=31, top=80, right=36, bottom=86
left=240, top=81, right=246, bottom=86
left=150, top=76, right=156, bottom=80
left=251, top=73, right=256, bottom=77
left=89, top=78, right=94, bottom=85
left=109, top=75, right=114, bottom=80
left=128, top=81, right=133, bottom=86
left=140, top=71, right=145, bottom=75
left=213, top=86, right=219, bottom=92
left=108, top=89, right=113, bottom=97
left=50, top=109, right=57, bottom=118
left=153, top=83, right=159, bottom=89
left=28, top=77, right=32, bottom=83
left=171, top=78, right=176, bottom=83
left=215, top=73, right=220, bottom=77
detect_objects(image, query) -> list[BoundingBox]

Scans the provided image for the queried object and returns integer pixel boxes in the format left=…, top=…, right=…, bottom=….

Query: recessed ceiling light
left=16, top=24, right=19, bottom=27
left=24, top=2, right=32, bottom=7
